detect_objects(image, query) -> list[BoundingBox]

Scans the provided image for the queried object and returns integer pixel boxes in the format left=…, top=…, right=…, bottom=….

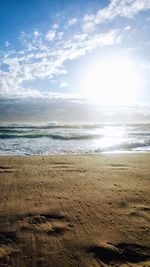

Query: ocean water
left=0, top=123, right=150, bottom=155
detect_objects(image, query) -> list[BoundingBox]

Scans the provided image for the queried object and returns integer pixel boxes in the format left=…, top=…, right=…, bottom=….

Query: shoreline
left=0, top=150, right=150, bottom=157
left=0, top=153, right=149, bottom=266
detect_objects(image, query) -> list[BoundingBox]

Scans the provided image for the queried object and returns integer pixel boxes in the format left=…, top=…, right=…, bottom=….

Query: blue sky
left=0, top=0, right=150, bottom=122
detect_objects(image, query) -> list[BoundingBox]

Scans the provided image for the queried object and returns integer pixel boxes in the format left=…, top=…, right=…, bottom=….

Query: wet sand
left=0, top=154, right=149, bottom=267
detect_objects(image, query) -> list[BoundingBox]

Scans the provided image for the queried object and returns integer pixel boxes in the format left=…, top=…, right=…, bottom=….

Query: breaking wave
left=0, top=132, right=103, bottom=140
left=0, top=123, right=150, bottom=154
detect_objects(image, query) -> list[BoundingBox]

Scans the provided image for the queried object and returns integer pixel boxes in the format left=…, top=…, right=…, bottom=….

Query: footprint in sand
left=0, top=166, right=16, bottom=173
left=0, top=231, right=20, bottom=264
left=128, top=205, right=150, bottom=222
left=0, top=231, right=18, bottom=244
left=0, top=245, right=20, bottom=264
left=109, top=164, right=128, bottom=170
left=49, top=162, right=86, bottom=172
left=0, top=213, right=72, bottom=265
left=19, top=213, right=71, bottom=236
left=87, top=242, right=150, bottom=265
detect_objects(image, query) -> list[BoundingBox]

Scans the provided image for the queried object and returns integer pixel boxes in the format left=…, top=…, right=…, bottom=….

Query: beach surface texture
left=0, top=154, right=149, bottom=267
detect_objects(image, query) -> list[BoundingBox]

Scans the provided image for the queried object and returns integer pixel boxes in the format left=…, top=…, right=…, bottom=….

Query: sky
left=0, top=0, right=150, bottom=123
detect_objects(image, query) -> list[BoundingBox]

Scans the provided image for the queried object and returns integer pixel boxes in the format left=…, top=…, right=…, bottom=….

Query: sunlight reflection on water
left=93, top=126, right=126, bottom=149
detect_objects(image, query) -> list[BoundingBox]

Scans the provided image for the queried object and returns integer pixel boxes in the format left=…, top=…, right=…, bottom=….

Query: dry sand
left=0, top=154, right=149, bottom=267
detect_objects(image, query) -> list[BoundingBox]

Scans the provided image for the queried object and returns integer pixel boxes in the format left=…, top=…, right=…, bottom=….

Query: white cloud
left=56, top=32, right=64, bottom=40
left=68, top=18, right=78, bottom=26
left=83, top=14, right=95, bottom=22
left=124, top=25, right=131, bottom=31
left=26, top=42, right=37, bottom=52
left=52, top=24, right=59, bottom=30
left=5, top=41, right=10, bottom=47
left=96, top=0, right=150, bottom=22
left=74, top=33, right=88, bottom=42
left=82, top=0, right=150, bottom=31
left=45, top=30, right=56, bottom=41
left=34, top=31, right=40, bottom=37
left=82, top=21, right=95, bottom=33
left=60, top=81, right=69, bottom=88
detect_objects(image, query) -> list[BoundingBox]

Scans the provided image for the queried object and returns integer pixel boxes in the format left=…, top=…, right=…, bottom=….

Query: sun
left=80, top=57, right=139, bottom=106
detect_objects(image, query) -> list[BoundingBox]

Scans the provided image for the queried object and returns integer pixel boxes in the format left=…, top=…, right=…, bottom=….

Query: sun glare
left=81, top=57, right=139, bottom=106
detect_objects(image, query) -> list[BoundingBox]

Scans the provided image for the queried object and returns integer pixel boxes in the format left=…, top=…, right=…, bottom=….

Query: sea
left=0, top=123, right=150, bottom=155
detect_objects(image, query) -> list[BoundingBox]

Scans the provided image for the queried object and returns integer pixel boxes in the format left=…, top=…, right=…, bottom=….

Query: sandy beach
left=0, top=154, right=149, bottom=267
